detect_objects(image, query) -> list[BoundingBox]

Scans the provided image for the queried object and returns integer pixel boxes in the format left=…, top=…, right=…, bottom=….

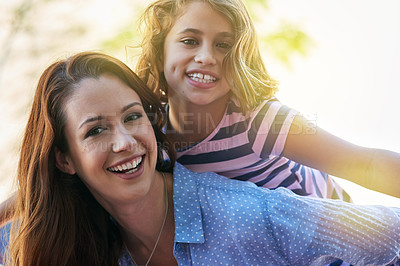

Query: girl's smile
left=186, top=69, right=219, bottom=89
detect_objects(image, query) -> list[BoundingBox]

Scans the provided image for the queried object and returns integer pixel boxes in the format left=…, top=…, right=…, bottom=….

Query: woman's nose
left=194, top=45, right=217, bottom=65
left=112, top=126, right=137, bottom=153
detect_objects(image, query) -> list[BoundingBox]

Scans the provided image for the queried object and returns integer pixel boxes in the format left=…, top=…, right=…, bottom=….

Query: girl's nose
left=112, top=126, right=137, bottom=153
left=194, top=45, right=217, bottom=65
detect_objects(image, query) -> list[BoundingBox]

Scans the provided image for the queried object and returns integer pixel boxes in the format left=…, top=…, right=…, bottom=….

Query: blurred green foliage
left=2, top=0, right=312, bottom=73
left=261, top=23, right=313, bottom=65
left=244, top=0, right=269, bottom=9
left=101, top=27, right=138, bottom=52
left=243, top=0, right=313, bottom=66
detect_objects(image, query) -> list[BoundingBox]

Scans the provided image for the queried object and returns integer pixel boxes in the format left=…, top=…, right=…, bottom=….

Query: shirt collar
left=173, top=163, right=205, bottom=244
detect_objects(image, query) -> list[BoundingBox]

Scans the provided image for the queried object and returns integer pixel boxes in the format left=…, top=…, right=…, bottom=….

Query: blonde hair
left=136, top=0, right=279, bottom=113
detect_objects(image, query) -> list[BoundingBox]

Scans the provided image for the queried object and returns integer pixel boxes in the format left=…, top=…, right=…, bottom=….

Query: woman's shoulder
left=172, top=163, right=326, bottom=212
left=173, top=163, right=271, bottom=200
left=0, top=222, right=11, bottom=264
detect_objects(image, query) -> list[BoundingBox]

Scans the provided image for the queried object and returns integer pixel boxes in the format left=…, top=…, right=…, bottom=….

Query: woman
left=5, top=51, right=176, bottom=265
left=2, top=52, right=400, bottom=265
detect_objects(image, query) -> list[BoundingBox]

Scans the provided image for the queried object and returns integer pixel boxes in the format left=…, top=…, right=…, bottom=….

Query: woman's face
left=60, top=74, right=158, bottom=209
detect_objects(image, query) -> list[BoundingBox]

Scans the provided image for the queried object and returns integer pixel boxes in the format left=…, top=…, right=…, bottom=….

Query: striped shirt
left=174, top=98, right=351, bottom=201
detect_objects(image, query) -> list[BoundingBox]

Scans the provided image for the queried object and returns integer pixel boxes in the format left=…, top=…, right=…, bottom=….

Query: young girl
left=135, top=0, right=400, bottom=200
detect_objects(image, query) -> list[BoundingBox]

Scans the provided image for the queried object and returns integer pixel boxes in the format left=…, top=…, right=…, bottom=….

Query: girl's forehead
left=172, top=1, right=233, bottom=31
left=182, top=1, right=227, bottom=17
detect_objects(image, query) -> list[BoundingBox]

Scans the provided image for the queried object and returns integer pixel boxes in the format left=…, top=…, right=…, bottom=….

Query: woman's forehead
left=65, top=75, right=143, bottom=119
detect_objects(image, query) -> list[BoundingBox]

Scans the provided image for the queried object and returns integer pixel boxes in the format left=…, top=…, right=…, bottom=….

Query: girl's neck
left=167, top=95, right=229, bottom=149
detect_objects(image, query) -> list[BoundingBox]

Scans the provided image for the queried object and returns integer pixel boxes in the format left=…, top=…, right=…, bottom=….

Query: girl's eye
left=181, top=39, right=198, bottom=46
left=217, top=42, right=232, bottom=50
left=85, top=126, right=105, bottom=138
left=124, top=113, right=142, bottom=123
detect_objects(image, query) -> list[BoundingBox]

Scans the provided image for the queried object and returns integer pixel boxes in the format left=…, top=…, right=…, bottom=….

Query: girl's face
left=163, top=1, right=233, bottom=108
left=59, top=74, right=158, bottom=209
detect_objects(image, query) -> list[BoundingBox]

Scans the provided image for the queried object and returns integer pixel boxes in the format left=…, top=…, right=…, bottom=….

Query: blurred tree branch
left=0, top=0, right=34, bottom=79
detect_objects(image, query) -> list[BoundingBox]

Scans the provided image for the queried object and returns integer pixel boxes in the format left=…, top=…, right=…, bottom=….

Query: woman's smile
left=107, top=155, right=145, bottom=180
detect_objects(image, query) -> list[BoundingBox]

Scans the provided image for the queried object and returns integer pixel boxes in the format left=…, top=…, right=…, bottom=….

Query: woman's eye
left=85, top=126, right=105, bottom=138
left=181, top=39, right=198, bottom=46
left=124, top=113, right=142, bottom=123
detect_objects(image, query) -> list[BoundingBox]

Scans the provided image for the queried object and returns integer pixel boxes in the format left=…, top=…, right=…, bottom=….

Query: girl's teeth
left=188, top=73, right=216, bottom=83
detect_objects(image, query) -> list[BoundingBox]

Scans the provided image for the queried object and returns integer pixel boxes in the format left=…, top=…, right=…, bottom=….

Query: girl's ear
left=54, top=147, right=76, bottom=175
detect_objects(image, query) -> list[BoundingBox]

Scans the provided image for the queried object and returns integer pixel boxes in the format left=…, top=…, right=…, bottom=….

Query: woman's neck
left=115, top=172, right=176, bottom=265
left=166, top=95, right=229, bottom=149
left=108, top=172, right=170, bottom=248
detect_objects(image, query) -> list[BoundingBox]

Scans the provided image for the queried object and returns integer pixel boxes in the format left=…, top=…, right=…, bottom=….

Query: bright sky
left=267, top=0, right=400, bottom=206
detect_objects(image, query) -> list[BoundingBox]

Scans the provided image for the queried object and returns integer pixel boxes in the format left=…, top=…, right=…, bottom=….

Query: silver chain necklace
left=125, top=172, right=168, bottom=266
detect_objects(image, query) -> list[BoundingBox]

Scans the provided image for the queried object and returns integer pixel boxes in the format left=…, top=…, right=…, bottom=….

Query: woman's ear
left=54, top=147, right=76, bottom=175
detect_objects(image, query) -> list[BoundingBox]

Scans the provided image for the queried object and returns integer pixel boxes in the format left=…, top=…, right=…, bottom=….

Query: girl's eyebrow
left=179, top=28, right=233, bottom=38
left=78, top=102, right=142, bottom=129
left=179, top=28, right=202, bottom=35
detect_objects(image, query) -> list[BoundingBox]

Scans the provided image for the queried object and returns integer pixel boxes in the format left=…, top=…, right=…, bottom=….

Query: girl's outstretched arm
left=283, top=114, right=400, bottom=198
left=0, top=193, right=16, bottom=226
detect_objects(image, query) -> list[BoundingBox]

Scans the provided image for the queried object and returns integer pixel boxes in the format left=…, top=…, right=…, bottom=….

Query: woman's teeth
left=188, top=73, right=216, bottom=83
left=108, top=156, right=142, bottom=173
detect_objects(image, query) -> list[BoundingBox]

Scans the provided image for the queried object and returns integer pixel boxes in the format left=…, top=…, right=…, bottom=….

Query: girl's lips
left=186, top=69, right=219, bottom=80
left=187, top=72, right=217, bottom=83
left=186, top=74, right=217, bottom=89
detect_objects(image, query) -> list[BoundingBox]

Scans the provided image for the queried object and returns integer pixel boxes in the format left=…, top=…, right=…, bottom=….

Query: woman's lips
left=107, top=155, right=145, bottom=180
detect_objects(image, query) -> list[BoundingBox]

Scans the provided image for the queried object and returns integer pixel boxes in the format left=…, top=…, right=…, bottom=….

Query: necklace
left=125, top=172, right=168, bottom=266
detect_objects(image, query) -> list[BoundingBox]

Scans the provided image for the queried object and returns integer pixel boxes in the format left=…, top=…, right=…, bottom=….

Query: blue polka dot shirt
left=119, top=163, right=400, bottom=265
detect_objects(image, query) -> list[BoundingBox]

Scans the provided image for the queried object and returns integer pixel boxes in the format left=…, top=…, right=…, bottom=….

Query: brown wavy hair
left=135, top=0, right=279, bottom=113
left=9, top=51, right=175, bottom=265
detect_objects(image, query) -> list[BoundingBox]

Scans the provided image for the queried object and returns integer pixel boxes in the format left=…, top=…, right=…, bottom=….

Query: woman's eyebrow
left=78, top=102, right=142, bottom=129
left=79, top=116, right=105, bottom=129
left=121, top=102, right=142, bottom=113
